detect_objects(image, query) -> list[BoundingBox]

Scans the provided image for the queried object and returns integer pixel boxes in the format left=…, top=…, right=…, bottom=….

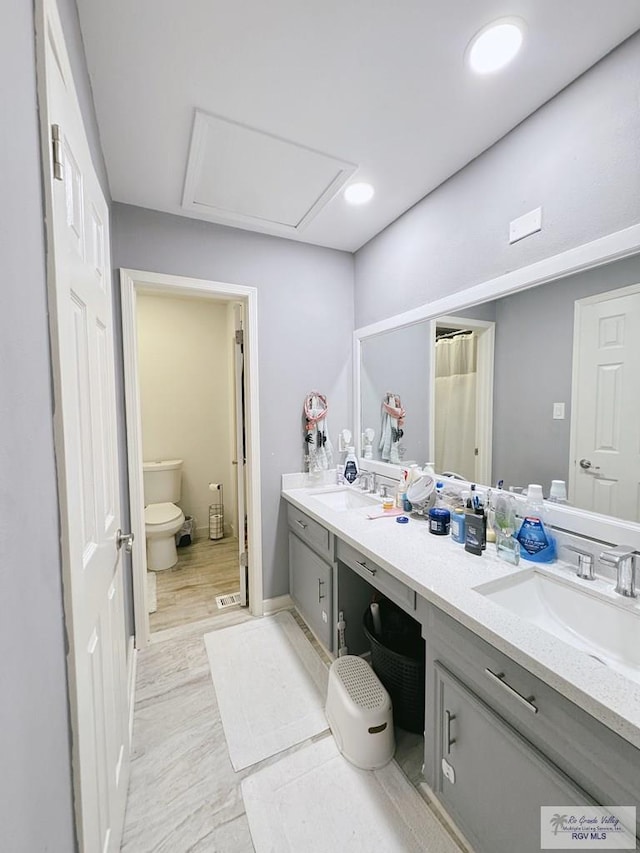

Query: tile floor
left=122, top=608, right=468, bottom=852
left=149, top=535, right=241, bottom=633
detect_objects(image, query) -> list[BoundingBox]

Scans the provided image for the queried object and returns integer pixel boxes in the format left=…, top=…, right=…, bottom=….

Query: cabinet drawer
left=336, top=540, right=416, bottom=613
left=287, top=504, right=332, bottom=561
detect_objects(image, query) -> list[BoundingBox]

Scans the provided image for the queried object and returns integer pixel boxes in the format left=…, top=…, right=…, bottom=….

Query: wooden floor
left=149, top=536, right=241, bottom=633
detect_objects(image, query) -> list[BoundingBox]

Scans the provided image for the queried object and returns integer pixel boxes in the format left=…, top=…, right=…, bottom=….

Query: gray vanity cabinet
left=434, top=663, right=590, bottom=853
left=420, top=600, right=640, bottom=851
left=287, top=506, right=334, bottom=650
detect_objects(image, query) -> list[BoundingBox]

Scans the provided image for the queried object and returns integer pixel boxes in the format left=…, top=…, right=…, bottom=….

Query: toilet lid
left=145, top=502, right=182, bottom=525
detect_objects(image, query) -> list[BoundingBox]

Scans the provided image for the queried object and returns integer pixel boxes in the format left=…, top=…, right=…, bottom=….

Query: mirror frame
left=353, top=221, right=640, bottom=546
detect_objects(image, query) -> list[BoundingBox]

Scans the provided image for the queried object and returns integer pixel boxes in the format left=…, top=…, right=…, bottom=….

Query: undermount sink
left=308, top=487, right=380, bottom=512
left=475, top=569, right=640, bottom=686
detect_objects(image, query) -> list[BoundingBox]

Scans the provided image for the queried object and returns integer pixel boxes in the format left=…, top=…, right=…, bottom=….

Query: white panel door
left=571, top=286, right=640, bottom=522
left=40, top=3, right=130, bottom=851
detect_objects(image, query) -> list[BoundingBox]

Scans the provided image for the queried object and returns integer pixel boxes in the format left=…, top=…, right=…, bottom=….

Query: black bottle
left=464, top=512, right=484, bottom=556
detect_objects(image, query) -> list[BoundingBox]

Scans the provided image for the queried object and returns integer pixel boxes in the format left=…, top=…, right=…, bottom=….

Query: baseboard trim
left=417, top=781, right=474, bottom=853
left=262, top=594, right=293, bottom=615
left=127, top=635, right=137, bottom=747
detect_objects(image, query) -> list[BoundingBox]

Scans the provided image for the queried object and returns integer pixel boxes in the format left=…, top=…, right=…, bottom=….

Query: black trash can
left=363, top=600, right=425, bottom=733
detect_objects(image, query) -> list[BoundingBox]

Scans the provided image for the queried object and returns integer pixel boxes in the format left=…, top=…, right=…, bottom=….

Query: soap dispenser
left=343, top=446, right=359, bottom=485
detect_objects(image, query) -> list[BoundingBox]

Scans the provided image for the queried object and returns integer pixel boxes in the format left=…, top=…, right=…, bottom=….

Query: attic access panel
left=183, top=110, right=357, bottom=234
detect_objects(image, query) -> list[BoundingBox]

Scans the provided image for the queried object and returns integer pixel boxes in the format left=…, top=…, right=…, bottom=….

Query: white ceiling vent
left=182, top=110, right=357, bottom=235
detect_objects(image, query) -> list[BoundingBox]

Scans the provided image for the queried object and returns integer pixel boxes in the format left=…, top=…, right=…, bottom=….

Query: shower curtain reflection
left=434, top=332, right=477, bottom=480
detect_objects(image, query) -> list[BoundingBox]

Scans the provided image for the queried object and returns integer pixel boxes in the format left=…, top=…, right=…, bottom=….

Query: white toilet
left=143, top=459, right=186, bottom=571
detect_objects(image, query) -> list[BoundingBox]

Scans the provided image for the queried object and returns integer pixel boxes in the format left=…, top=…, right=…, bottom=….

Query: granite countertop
left=281, top=474, right=640, bottom=749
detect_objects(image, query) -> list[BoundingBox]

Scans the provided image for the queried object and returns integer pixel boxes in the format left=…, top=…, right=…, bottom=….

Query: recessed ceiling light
left=467, top=19, right=524, bottom=75
left=344, top=182, right=375, bottom=205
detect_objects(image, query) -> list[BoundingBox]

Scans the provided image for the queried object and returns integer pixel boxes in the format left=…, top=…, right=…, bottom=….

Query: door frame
left=120, top=269, right=263, bottom=648
left=568, top=280, right=640, bottom=508
left=428, top=315, right=495, bottom=484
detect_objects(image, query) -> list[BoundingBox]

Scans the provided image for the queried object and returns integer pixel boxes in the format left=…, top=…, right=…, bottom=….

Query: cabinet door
left=434, top=663, right=592, bottom=853
left=289, top=533, right=333, bottom=649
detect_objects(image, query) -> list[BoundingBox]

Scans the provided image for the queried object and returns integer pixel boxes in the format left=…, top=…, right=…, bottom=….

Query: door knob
left=116, top=529, right=135, bottom=553
left=579, top=458, right=600, bottom=471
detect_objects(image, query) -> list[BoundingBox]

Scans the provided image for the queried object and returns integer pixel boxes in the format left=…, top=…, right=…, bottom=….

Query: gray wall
left=0, top=1, right=75, bottom=850
left=354, top=32, right=640, bottom=328
left=361, top=323, right=431, bottom=465
left=492, top=253, right=640, bottom=493
left=112, top=203, right=354, bottom=599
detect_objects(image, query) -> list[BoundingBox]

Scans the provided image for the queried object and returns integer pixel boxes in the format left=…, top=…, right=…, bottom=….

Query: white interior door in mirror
left=570, top=284, right=640, bottom=522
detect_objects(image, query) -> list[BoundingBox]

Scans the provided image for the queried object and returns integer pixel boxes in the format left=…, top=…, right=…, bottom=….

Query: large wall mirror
left=355, top=243, right=640, bottom=526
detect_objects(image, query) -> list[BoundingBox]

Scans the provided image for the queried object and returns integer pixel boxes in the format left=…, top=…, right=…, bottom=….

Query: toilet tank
left=143, top=459, right=183, bottom=505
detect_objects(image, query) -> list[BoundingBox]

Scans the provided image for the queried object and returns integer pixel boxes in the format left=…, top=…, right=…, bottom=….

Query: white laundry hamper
left=325, top=655, right=395, bottom=770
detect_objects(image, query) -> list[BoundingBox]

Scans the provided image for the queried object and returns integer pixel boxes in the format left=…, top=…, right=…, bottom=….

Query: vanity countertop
left=282, top=476, right=640, bottom=749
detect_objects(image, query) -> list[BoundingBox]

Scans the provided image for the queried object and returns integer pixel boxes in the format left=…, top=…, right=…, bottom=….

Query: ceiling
left=76, top=1, right=640, bottom=252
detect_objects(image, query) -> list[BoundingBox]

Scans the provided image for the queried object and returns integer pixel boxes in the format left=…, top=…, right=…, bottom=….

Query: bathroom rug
left=242, top=735, right=457, bottom=853
left=204, top=610, right=328, bottom=770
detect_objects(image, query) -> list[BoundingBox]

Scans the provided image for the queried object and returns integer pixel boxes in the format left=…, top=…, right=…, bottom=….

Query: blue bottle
left=450, top=508, right=466, bottom=543
left=516, top=484, right=556, bottom=563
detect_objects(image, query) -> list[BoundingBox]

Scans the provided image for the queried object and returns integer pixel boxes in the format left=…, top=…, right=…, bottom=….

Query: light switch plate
left=509, top=207, right=542, bottom=244
left=553, top=402, right=565, bottom=420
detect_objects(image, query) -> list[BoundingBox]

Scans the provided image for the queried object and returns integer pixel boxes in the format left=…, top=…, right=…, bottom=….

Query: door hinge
left=235, top=329, right=244, bottom=346
left=51, top=124, right=64, bottom=181
left=240, top=551, right=248, bottom=568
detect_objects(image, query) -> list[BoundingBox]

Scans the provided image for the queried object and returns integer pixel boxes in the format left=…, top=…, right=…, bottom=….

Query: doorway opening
left=120, top=270, right=263, bottom=648
left=429, top=314, right=495, bottom=484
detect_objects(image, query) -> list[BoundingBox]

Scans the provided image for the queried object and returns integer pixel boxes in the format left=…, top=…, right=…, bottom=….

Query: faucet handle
left=599, top=545, right=635, bottom=563
left=565, top=546, right=595, bottom=581
left=599, top=546, right=637, bottom=598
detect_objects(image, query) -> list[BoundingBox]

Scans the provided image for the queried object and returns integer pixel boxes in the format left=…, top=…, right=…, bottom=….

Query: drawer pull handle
left=445, top=709, right=456, bottom=754
left=295, top=519, right=308, bottom=530
left=485, top=668, right=538, bottom=714
left=356, top=559, right=376, bottom=577
left=318, top=579, right=325, bottom=602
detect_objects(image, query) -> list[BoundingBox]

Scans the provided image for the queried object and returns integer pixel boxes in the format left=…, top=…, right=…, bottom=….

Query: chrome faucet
left=599, top=546, right=637, bottom=598
left=357, top=472, right=371, bottom=491
left=565, top=546, right=595, bottom=581
left=357, top=472, right=377, bottom=493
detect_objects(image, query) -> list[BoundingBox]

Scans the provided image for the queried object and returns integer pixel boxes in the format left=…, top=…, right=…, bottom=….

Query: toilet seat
left=145, top=502, right=182, bottom=526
